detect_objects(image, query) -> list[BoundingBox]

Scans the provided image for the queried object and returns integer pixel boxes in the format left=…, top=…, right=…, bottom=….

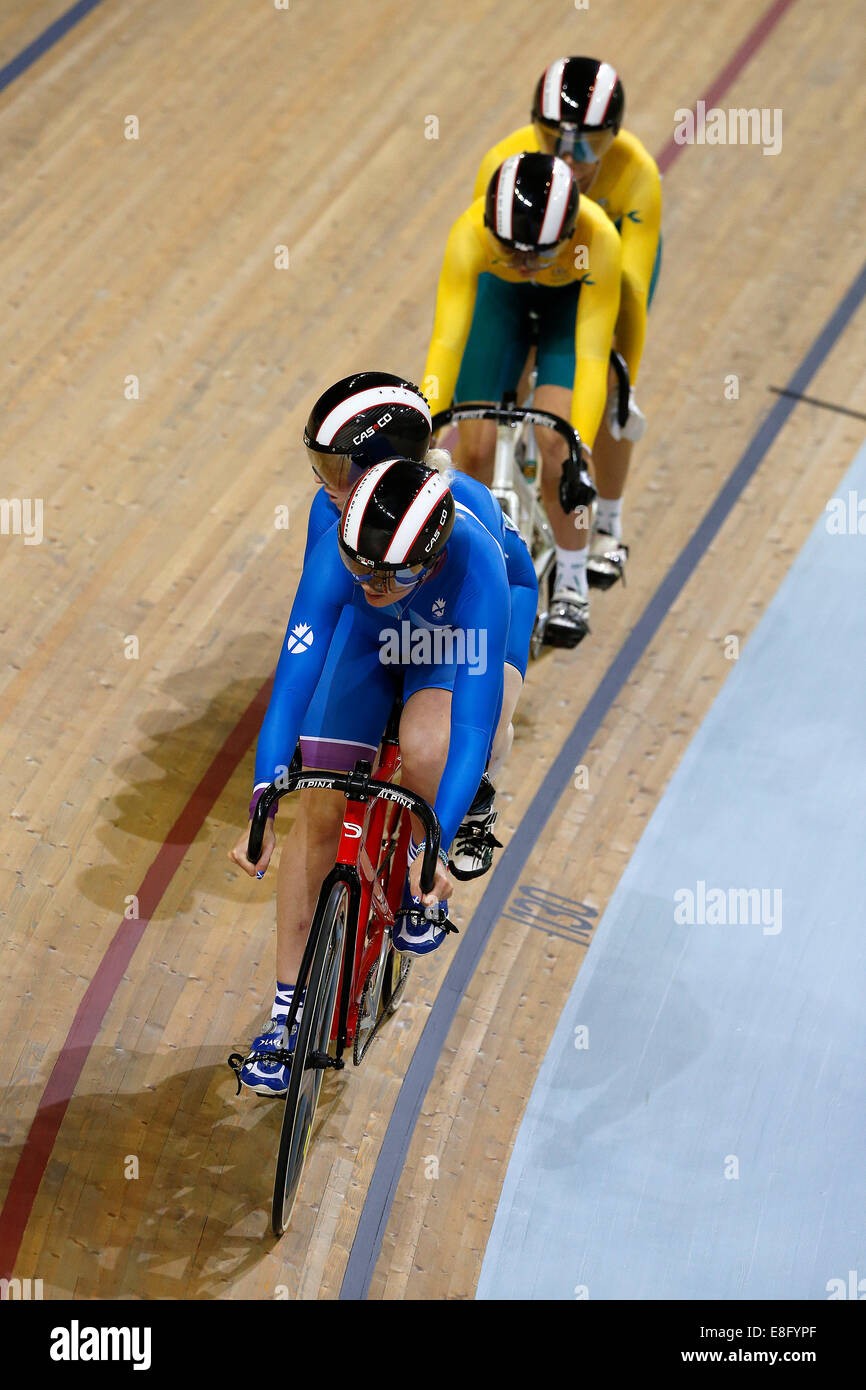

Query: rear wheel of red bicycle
left=272, top=882, right=347, bottom=1237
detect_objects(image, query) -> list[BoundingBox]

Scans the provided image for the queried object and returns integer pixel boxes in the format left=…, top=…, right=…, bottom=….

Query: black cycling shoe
left=543, top=589, right=590, bottom=649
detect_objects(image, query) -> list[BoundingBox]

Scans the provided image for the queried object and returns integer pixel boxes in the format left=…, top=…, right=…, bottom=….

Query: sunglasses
left=348, top=563, right=430, bottom=594
left=535, top=124, right=613, bottom=165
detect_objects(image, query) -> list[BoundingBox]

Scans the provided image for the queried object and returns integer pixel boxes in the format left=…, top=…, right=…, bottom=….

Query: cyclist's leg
left=451, top=274, right=530, bottom=484
left=276, top=608, right=398, bottom=982
left=486, top=522, right=535, bottom=771
left=453, top=417, right=497, bottom=487
left=489, top=662, right=524, bottom=779
left=530, top=281, right=593, bottom=644
left=489, top=525, right=536, bottom=777
left=591, top=357, right=630, bottom=501
left=241, top=609, right=398, bottom=1091
left=403, top=643, right=510, bottom=884
left=391, top=682, right=454, bottom=953
left=398, top=685, right=452, bottom=845
left=590, top=233, right=662, bottom=560
left=533, top=382, right=589, bottom=550
left=531, top=280, right=588, bottom=545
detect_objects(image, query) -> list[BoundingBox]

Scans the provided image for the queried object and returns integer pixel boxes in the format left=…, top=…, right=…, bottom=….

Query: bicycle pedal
left=307, top=1051, right=344, bottom=1071
left=227, top=1052, right=245, bottom=1096
left=408, top=905, right=450, bottom=925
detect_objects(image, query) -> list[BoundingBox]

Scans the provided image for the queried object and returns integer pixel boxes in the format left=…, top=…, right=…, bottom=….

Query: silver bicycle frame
left=490, top=412, right=556, bottom=656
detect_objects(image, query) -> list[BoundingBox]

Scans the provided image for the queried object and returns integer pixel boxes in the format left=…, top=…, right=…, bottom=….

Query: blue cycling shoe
left=392, top=881, right=452, bottom=956
left=237, top=990, right=304, bottom=1096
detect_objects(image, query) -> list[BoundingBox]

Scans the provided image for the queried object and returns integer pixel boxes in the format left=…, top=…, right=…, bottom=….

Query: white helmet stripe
left=584, top=62, right=618, bottom=126
left=341, top=459, right=397, bottom=551
left=538, top=159, right=573, bottom=245
left=383, top=473, right=451, bottom=564
left=540, top=57, right=567, bottom=120
left=494, top=154, right=521, bottom=240
left=316, top=386, right=431, bottom=446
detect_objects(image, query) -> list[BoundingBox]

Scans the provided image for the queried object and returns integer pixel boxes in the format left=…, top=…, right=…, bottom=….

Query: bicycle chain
left=352, top=954, right=412, bottom=1066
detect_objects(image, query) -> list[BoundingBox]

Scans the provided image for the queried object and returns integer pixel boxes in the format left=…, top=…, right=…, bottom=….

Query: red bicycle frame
left=334, top=732, right=411, bottom=1046
left=246, top=709, right=441, bottom=1068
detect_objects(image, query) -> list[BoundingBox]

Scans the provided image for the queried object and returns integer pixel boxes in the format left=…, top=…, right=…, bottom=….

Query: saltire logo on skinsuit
left=286, top=622, right=314, bottom=654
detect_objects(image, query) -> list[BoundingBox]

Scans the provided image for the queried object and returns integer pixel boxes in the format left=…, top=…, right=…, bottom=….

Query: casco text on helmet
left=304, top=371, right=432, bottom=491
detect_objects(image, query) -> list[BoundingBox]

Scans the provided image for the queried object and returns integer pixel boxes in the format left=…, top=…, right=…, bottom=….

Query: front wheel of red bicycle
left=271, top=882, right=347, bottom=1237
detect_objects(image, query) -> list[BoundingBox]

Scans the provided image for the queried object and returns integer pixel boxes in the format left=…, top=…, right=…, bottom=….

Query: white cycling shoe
left=449, top=774, right=502, bottom=880
left=544, top=588, right=591, bottom=648
left=587, top=529, right=629, bottom=589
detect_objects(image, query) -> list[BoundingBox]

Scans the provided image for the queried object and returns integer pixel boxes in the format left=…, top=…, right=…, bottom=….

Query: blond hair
left=423, top=446, right=454, bottom=473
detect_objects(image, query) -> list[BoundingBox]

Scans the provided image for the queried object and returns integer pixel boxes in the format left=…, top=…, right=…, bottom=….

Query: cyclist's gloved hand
left=608, top=386, right=647, bottom=442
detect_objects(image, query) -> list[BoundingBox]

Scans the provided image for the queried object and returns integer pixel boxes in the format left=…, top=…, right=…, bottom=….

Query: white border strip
left=538, top=159, right=573, bottom=244
left=585, top=61, right=618, bottom=126
left=383, top=473, right=450, bottom=563
left=540, top=57, right=567, bottom=120
left=317, top=387, right=431, bottom=446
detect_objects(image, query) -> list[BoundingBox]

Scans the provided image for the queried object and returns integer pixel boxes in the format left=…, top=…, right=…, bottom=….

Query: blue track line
left=338, top=258, right=866, bottom=1299
left=0, top=0, right=108, bottom=96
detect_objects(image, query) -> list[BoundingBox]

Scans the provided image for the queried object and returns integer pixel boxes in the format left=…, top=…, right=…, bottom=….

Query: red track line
left=0, top=0, right=799, bottom=1280
left=0, top=677, right=273, bottom=1277
left=656, top=0, right=797, bottom=175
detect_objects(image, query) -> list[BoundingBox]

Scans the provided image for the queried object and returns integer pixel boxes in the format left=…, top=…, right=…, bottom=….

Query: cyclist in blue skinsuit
left=255, top=465, right=509, bottom=857
left=229, top=373, right=537, bottom=1096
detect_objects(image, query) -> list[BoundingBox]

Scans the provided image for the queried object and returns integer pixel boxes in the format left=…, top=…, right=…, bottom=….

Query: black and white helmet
left=532, top=57, right=624, bottom=165
left=304, top=372, right=432, bottom=491
left=484, top=153, right=578, bottom=252
left=338, top=459, right=454, bottom=582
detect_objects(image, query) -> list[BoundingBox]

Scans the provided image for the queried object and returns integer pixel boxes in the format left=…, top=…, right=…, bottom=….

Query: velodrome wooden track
left=1, top=0, right=864, bottom=1302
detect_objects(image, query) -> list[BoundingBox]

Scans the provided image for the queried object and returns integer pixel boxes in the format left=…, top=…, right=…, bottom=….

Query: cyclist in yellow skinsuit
left=423, top=152, right=621, bottom=647
left=472, top=57, right=662, bottom=588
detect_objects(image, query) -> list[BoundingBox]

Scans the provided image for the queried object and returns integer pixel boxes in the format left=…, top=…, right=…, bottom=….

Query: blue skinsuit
left=254, top=476, right=535, bottom=849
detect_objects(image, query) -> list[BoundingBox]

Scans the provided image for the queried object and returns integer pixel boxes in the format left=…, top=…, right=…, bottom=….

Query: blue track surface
left=477, top=442, right=866, bottom=1300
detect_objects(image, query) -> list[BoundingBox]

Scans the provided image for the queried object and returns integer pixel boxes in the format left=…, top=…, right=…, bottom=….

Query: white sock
left=594, top=496, right=623, bottom=540
left=555, top=545, right=588, bottom=598
left=272, top=981, right=300, bottom=1021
